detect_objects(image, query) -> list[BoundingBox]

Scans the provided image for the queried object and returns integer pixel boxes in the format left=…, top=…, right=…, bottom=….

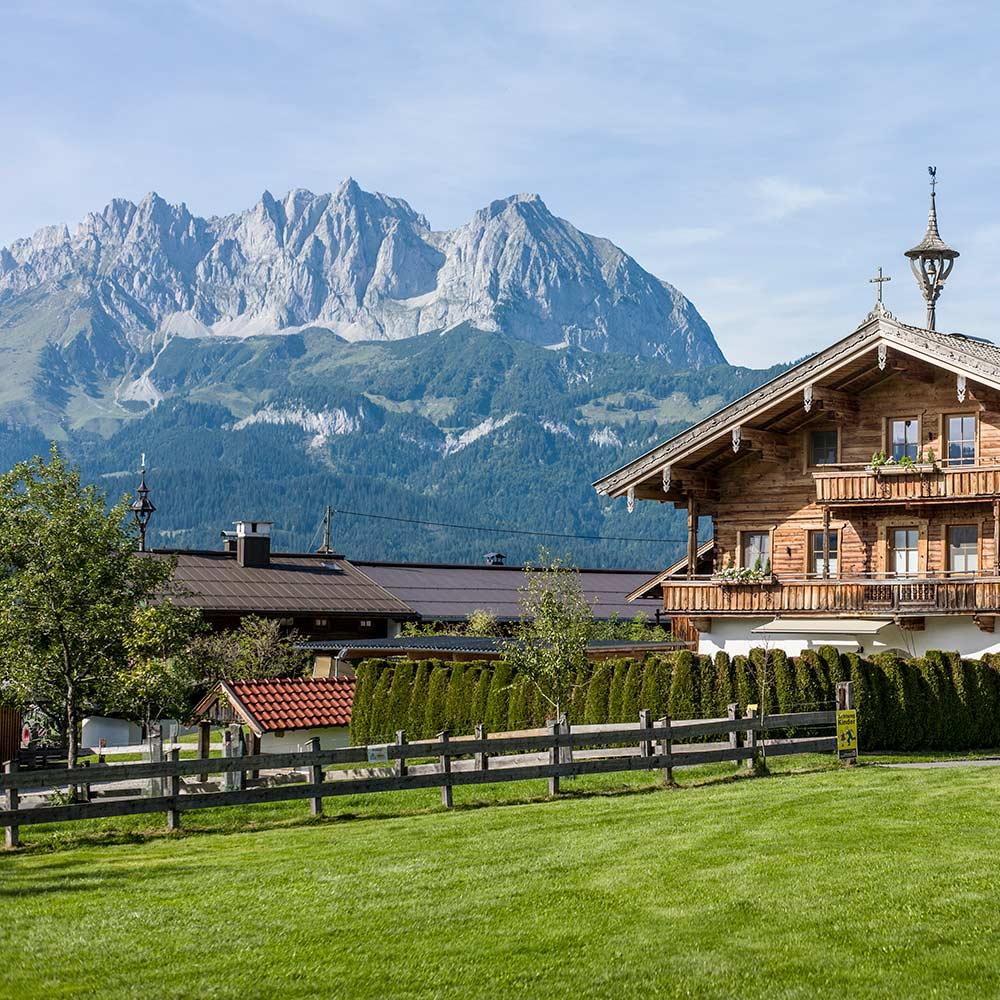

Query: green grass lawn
left=3, top=759, right=1000, bottom=999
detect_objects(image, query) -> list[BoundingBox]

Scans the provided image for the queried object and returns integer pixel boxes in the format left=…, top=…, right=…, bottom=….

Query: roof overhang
left=751, top=618, right=894, bottom=636
left=593, top=313, right=1000, bottom=501
left=191, top=680, right=264, bottom=736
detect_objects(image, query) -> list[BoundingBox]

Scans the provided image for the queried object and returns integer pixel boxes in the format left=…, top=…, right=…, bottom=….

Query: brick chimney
left=235, top=521, right=272, bottom=568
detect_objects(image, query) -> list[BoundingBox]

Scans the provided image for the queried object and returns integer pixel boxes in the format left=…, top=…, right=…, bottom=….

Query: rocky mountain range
left=0, top=180, right=723, bottom=436
left=0, top=181, right=758, bottom=567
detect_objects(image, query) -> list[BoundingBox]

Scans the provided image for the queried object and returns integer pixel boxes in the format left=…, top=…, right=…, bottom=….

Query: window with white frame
left=890, top=418, right=919, bottom=461
left=945, top=414, right=976, bottom=467
left=889, top=527, right=919, bottom=577
left=947, top=524, right=978, bottom=574
left=741, top=531, right=770, bottom=570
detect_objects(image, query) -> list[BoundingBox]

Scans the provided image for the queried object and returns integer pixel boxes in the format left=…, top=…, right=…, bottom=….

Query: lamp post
left=131, top=454, right=156, bottom=552
left=904, top=166, right=959, bottom=331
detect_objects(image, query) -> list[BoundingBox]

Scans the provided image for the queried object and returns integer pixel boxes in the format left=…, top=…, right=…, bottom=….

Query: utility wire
left=332, top=507, right=700, bottom=544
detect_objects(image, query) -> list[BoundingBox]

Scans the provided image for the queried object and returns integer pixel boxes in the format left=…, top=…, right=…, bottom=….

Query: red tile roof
left=226, top=676, right=355, bottom=733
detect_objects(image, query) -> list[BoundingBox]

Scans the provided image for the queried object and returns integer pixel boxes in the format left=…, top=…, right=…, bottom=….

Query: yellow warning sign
left=837, top=709, right=858, bottom=761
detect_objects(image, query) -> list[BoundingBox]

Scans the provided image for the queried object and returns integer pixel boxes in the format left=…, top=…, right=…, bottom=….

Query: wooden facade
left=595, top=312, right=1000, bottom=640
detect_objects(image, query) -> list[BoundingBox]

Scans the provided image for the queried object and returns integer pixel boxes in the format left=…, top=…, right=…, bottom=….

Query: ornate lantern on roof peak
left=130, top=453, right=156, bottom=552
left=904, top=166, right=959, bottom=331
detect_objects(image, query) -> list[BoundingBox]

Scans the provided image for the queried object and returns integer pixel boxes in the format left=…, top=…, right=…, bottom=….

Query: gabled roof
left=154, top=550, right=415, bottom=617
left=352, top=560, right=663, bottom=621
left=193, top=676, right=355, bottom=735
left=594, top=311, right=1000, bottom=499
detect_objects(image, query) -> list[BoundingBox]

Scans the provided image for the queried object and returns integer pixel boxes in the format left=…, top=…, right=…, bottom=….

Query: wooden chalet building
left=596, top=177, right=1000, bottom=658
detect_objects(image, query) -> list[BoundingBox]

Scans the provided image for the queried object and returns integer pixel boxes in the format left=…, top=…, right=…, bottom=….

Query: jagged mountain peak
left=0, top=179, right=725, bottom=431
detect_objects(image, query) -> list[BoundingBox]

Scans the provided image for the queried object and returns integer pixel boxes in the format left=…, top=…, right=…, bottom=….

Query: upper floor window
left=741, top=531, right=770, bottom=570
left=809, top=429, right=838, bottom=467
left=945, top=414, right=976, bottom=467
left=890, top=418, right=919, bottom=461
left=947, top=524, right=978, bottom=574
left=808, top=530, right=838, bottom=577
left=889, top=527, right=919, bottom=577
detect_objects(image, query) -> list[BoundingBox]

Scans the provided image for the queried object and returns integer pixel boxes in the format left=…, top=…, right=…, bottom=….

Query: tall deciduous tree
left=504, top=552, right=594, bottom=722
left=0, top=447, right=176, bottom=767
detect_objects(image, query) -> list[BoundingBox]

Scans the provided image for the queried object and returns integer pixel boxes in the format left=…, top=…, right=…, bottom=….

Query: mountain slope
left=0, top=329, right=781, bottom=567
left=0, top=181, right=722, bottom=435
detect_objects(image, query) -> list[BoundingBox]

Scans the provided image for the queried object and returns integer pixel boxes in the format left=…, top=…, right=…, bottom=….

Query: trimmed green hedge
left=349, top=649, right=1000, bottom=751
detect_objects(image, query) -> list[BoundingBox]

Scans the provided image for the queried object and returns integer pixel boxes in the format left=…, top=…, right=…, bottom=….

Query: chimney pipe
left=234, top=521, right=272, bottom=568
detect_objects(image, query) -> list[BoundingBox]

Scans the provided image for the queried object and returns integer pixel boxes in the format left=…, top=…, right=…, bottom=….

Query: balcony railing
left=814, top=463, right=1000, bottom=506
left=660, top=574, right=1000, bottom=616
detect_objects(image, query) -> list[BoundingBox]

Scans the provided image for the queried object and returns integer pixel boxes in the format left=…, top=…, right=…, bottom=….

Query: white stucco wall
left=260, top=726, right=350, bottom=754
left=697, top=615, right=1000, bottom=659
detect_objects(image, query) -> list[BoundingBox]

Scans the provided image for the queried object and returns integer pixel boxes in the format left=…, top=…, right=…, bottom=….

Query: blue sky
left=2, top=0, right=998, bottom=366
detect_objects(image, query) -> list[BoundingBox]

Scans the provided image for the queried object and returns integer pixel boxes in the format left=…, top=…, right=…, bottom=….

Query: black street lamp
left=131, top=455, right=156, bottom=552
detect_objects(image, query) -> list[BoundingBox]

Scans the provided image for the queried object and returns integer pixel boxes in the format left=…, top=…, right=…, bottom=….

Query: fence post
left=198, top=720, right=211, bottom=783
left=548, top=719, right=561, bottom=796
left=79, top=761, right=92, bottom=803
left=475, top=724, right=488, bottom=772
left=166, top=748, right=181, bottom=832
left=396, top=730, right=408, bottom=778
left=438, top=732, right=453, bottom=808
left=4, top=760, right=19, bottom=849
left=638, top=709, right=652, bottom=759
left=308, top=737, right=323, bottom=816
left=745, top=705, right=758, bottom=771
left=727, top=703, right=740, bottom=769
left=655, top=716, right=675, bottom=786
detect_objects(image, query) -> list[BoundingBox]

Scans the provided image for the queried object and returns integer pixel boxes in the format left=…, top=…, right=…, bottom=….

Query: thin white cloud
left=753, top=177, right=843, bottom=221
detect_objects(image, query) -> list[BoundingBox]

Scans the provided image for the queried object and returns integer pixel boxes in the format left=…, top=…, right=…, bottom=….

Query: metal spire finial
left=905, top=166, right=959, bottom=330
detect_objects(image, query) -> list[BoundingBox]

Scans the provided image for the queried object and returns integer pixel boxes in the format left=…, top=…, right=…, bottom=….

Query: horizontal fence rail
left=1, top=707, right=839, bottom=845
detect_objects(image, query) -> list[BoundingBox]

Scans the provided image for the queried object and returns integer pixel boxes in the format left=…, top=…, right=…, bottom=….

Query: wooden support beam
left=739, top=427, right=791, bottom=464
left=896, top=617, right=926, bottom=632
left=687, top=494, right=698, bottom=579
left=975, top=616, right=996, bottom=634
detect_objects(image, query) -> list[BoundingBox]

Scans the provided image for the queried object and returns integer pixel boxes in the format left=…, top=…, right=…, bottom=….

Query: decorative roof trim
left=594, top=315, right=1000, bottom=499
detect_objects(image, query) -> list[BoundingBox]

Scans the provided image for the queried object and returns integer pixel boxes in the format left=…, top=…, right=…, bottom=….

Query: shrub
left=444, top=664, right=468, bottom=735
left=368, top=665, right=395, bottom=743
left=472, top=667, right=492, bottom=729
left=622, top=661, right=643, bottom=721
left=349, top=659, right=379, bottom=744
left=569, top=666, right=590, bottom=724
left=818, top=645, right=847, bottom=686
left=484, top=661, right=515, bottom=733
left=407, top=664, right=432, bottom=739
left=733, top=655, right=754, bottom=714
left=385, top=661, right=414, bottom=740
left=607, top=661, right=629, bottom=722
left=639, top=658, right=666, bottom=720
left=668, top=650, right=698, bottom=722
left=506, top=675, right=533, bottom=732
left=794, top=650, right=828, bottom=713
left=423, top=664, right=450, bottom=737
left=772, top=650, right=797, bottom=715
left=584, top=664, right=612, bottom=725
left=713, top=652, right=734, bottom=716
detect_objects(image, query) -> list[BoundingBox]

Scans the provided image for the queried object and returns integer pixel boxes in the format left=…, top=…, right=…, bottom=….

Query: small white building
left=193, top=676, right=354, bottom=754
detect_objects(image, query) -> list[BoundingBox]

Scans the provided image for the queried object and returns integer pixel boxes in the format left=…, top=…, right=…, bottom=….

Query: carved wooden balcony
left=814, top=463, right=1000, bottom=506
left=660, top=575, right=1000, bottom=616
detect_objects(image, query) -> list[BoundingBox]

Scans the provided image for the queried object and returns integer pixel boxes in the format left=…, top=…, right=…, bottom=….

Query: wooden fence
left=1, top=705, right=841, bottom=848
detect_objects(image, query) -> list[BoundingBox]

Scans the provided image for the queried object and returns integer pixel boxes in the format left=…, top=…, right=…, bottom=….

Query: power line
left=332, top=507, right=695, bottom=544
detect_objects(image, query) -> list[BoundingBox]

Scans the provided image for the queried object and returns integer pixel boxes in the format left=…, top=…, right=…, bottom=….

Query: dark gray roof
left=154, top=550, right=415, bottom=617
left=351, top=561, right=665, bottom=622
